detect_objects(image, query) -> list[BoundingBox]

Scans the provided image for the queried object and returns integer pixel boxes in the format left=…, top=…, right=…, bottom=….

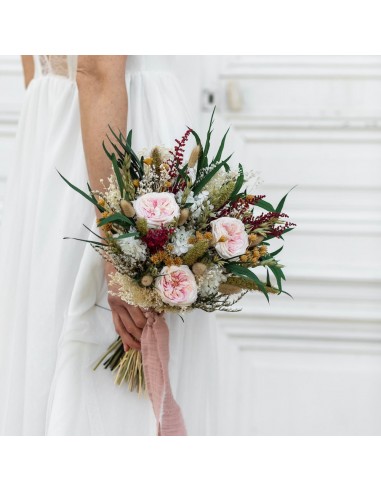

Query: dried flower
left=182, top=239, right=210, bottom=266
left=142, top=227, right=174, bottom=253
left=141, top=275, right=153, bottom=287
left=170, top=226, right=193, bottom=256
left=219, top=284, right=242, bottom=295
left=188, top=145, right=200, bottom=168
left=178, top=208, right=190, bottom=226
left=135, top=217, right=148, bottom=236
left=192, top=262, right=207, bottom=276
left=120, top=199, right=136, bottom=218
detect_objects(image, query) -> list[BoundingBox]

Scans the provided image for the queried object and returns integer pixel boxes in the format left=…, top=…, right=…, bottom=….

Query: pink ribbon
left=141, top=311, right=187, bottom=436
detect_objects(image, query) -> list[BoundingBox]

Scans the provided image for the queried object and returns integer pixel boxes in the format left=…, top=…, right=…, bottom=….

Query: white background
left=0, top=55, right=380, bottom=435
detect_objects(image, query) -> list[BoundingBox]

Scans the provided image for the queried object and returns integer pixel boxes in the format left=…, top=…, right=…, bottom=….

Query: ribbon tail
left=141, top=312, right=187, bottom=436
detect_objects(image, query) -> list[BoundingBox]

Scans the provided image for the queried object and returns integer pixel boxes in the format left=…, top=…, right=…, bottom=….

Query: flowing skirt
left=0, top=71, right=219, bottom=435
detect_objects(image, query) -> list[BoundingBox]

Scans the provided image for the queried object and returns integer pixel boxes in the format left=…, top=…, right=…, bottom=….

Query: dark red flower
left=141, top=227, right=175, bottom=253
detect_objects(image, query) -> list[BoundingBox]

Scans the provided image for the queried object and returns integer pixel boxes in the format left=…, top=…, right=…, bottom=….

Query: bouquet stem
left=93, top=337, right=146, bottom=396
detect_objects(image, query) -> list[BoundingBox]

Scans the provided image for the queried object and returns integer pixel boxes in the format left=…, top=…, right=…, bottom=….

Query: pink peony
left=134, top=192, right=180, bottom=229
left=155, top=265, right=198, bottom=307
left=210, top=217, right=249, bottom=259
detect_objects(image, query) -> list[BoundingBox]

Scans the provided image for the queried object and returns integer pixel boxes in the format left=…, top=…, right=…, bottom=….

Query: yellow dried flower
left=165, top=256, right=182, bottom=267
left=204, top=232, right=213, bottom=241
left=249, top=233, right=265, bottom=246
left=166, top=244, right=174, bottom=252
left=188, top=237, right=197, bottom=245
left=182, top=239, right=210, bottom=266
left=196, top=231, right=204, bottom=241
left=218, top=235, right=227, bottom=243
left=209, top=180, right=235, bottom=210
left=164, top=181, right=172, bottom=188
left=98, top=198, right=106, bottom=207
left=226, top=276, right=278, bottom=294
left=133, top=179, right=140, bottom=187
left=240, top=255, right=249, bottom=262
left=144, top=157, right=153, bottom=165
left=151, top=147, right=163, bottom=178
left=135, top=218, right=148, bottom=236
left=259, top=245, right=268, bottom=256
left=151, top=251, right=168, bottom=264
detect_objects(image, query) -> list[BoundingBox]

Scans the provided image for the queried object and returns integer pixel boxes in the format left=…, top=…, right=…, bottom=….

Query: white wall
left=0, top=56, right=380, bottom=435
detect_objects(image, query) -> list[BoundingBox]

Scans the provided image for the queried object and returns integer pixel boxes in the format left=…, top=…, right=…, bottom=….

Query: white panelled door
left=200, top=56, right=381, bottom=435
left=0, top=56, right=380, bottom=435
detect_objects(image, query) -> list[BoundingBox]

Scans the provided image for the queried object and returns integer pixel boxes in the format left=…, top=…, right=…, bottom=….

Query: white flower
left=170, top=226, right=193, bottom=256
left=190, top=191, right=210, bottom=219
left=187, top=168, right=197, bottom=183
left=117, top=236, right=148, bottom=265
left=197, top=265, right=227, bottom=298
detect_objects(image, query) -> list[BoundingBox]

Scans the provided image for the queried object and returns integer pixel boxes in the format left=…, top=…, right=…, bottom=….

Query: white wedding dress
left=0, top=55, right=219, bottom=435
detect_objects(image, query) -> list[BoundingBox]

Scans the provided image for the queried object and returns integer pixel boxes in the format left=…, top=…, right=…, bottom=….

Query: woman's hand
left=104, top=262, right=147, bottom=352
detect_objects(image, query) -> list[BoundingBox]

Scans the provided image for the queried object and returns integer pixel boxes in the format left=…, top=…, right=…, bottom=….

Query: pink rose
left=155, top=265, right=198, bottom=307
left=210, top=217, right=249, bottom=259
left=134, top=192, right=180, bottom=229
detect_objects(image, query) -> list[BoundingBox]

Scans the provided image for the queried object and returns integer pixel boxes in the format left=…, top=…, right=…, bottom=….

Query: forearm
left=76, top=55, right=128, bottom=221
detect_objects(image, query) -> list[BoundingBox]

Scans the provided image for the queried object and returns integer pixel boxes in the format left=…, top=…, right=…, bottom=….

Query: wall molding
left=221, top=56, right=381, bottom=79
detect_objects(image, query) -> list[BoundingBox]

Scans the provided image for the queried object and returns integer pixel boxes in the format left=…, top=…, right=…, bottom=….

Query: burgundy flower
left=141, top=227, right=175, bottom=253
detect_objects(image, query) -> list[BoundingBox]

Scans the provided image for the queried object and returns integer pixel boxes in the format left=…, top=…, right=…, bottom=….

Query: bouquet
left=60, top=109, right=295, bottom=435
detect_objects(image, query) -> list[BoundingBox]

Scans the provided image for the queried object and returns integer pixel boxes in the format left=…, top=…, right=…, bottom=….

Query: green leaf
left=275, top=185, right=297, bottom=214
left=281, top=290, right=294, bottom=299
left=225, top=263, right=269, bottom=302
left=268, top=264, right=283, bottom=292
left=57, top=170, right=99, bottom=209
left=111, top=153, right=125, bottom=196
left=127, top=129, right=133, bottom=147
left=230, top=163, right=244, bottom=200
left=269, top=246, right=283, bottom=258
left=266, top=269, right=271, bottom=287
left=86, top=183, right=105, bottom=213
left=108, top=125, right=143, bottom=178
left=202, top=106, right=216, bottom=169
left=192, top=158, right=231, bottom=195
left=213, top=127, right=230, bottom=164
left=255, top=199, right=275, bottom=212
left=107, top=135, right=125, bottom=161
left=97, top=212, right=134, bottom=228
left=114, top=232, right=140, bottom=239
left=64, top=237, right=106, bottom=247
left=83, top=224, right=105, bottom=240
left=102, top=141, right=113, bottom=160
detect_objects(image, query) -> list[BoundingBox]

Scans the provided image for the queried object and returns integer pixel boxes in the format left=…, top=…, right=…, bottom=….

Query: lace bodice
left=34, top=55, right=78, bottom=80
left=33, top=55, right=176, bottom=82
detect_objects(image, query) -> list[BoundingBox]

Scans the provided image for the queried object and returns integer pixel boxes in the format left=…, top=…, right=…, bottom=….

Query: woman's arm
left=21, top=56, right=34, bottom=88
left=76, top=55, right=146, bottom=352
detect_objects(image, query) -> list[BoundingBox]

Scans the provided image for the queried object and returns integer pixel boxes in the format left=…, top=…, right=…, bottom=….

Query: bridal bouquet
left=60, top=109, right=295, bottom=434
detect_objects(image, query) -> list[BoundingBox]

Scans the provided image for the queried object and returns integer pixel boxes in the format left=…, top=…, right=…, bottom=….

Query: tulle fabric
left=0, top=56, right=219, bottom=435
